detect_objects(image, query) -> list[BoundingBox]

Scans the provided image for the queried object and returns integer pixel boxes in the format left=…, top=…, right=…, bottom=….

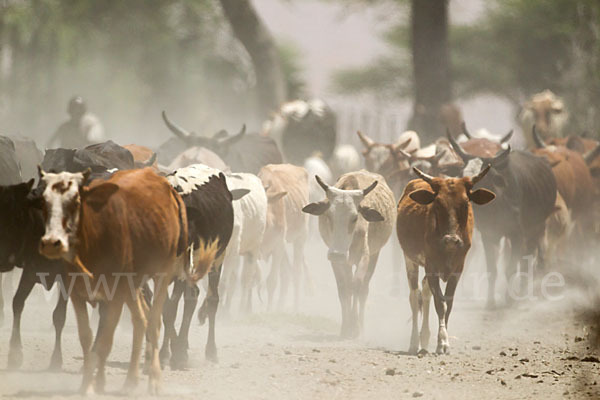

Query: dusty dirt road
left=0, top=238, right=598, bottom=399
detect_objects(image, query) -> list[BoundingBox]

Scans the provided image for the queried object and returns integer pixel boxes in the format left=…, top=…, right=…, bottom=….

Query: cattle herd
left=0, top=91, right=598, bottom=394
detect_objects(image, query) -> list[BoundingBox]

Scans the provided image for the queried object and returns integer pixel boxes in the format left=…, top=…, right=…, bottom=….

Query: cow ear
left=358, top=206, right=384, bottom=222
left=409, top=189, right=436, bottom=205
left=82, top=183, right=119, bottom=210
left=302, top=201, right=330, bottom=216
left=590, top=167, right=600, bottom=178
left=267, top=191, right=287, bottom=203
left=469, top=188, right=495, bottom=205
left=18, top=179, right=35, bottom=197
left=230, top=188, right=250, bottom=201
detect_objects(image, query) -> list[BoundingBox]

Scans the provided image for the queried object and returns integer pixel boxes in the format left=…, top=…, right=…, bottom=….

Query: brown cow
left=123, top=144, right=158, bottom=170
left=258, top=164, right=310, bottom=310
left=38, top=168, right=217, bottom=394
left=520, top=90, right=568, bottom=148
left=397, top=166, right=495, bottom=354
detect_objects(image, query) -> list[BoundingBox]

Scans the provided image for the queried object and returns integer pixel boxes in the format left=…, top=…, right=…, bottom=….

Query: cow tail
left=185, top=238, right=220, bottom=284
left=171, top=187, right=188, bottom=257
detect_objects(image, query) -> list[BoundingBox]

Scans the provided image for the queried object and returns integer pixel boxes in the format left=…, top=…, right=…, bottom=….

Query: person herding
left=47, top=96, right=105, bottom=149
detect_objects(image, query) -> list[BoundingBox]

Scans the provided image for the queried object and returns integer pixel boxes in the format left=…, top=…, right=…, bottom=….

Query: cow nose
left=443, top=234, right=463, bottom=248
left=328, top=249, right=349, bottom=263
left=40, top=237, right=66, bottom=257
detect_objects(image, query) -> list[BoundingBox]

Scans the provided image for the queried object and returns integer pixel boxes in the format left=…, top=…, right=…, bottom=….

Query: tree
left=219, top=0, right=287, bottom=119
left=407, top=0, right=451, bottom=142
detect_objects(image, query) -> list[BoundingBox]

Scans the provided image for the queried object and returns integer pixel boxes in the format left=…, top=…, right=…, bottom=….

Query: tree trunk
left=407, top=0, right=452, bottom=144
left=219, top=0, right=287, bottom=120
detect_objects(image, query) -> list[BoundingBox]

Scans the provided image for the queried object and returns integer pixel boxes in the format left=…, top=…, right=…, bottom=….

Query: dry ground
left=0, top=237, right=598, bottom=399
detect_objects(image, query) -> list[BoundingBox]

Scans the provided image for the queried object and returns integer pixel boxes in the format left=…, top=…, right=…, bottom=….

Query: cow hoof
left=170, top=352, right=189, bottom=370
left=205, top=347, right=218, bottom=363
left=148, top=379, right=161, bottom=396
left=48, top=353, right=63, bottom=372
left=436, top=343, right=450, bottom=355
left=408, top=345, right=419, bottom=355
left=7, top=348, right=23, bottom=369
left=121, top=377, right=139, bottom=395
left=159, top=347, right=170, bottom=368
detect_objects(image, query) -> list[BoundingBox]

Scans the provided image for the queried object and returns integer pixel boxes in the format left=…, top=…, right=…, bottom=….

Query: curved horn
left=430, top=149, right=446, bottom=165
left=362, top=180, right=378, bottom=196
left=397, top=136, right=412, bottom=150
left=446, top=129, right=473, bottom=162
left=162, top=111, right=192, bottom=140
left=500, top=129, right=514, bottom=144
left=491, top=145, right=511, bottom=164
left=357, top=131, right=375, bottom=148
left=461, top=122, right=473, bottom=139
left=532, top=125, right=546, bottom=148
left=412, top=167, right=434, bottom=184
left=142, top=152, right=157, bottom=168
left=315, top=175, right=330, bottom=192
left=471, top=164, right=491, bottom=186
left=584, top=143, right=600, bottom=165
left=219, top=124, right=247, bottom=147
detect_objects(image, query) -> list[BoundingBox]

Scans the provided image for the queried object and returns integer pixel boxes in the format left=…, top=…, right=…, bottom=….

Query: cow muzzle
left=328, top=249, right=349, bottom=263
left=39, top=236, right=68, bottom=259
left=442, top=234, right=463, bottom=249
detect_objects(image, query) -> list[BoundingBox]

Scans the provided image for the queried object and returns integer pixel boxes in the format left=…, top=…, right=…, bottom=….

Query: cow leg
left=240, top=253, right=256, bottom=313
left=331, top=261, right=352, bottom=338
left=221, top=253, right=239, bottom=314
left=204, top=262, right=222, bottom=362
left=405, top=259, right=421, bottom=354
left=49, top=281, right=68, bottom=371
left=170, top=283, right=199, bottom=370
left=8, top=270, right=35, bottom=369
left=505, top=235, right=523, bottom=305
left=390, top=241, right=404, bottom=296
left=427, top=273, right=450, bottom=354
left=122, top=289, right=148, bottom=393
left=147, top=275, right=171, bottom=395
left=444, top=273, right=460, bottom=329
left=481, top=236, right=500, bottom=309
left=93, top=294, right=124, bottom=394
left=160, top=279, right=184, bottom=367
left=278, top=249, right=292, bottom=310
left=356, top=251, right=379, bottom=337
left=420, top=277, right=432, bottom=351
left=139, top=286, right=152, bottom=375
left=292, top=238, right=310, bottom=311
left=0, top=273, right=4, bottom=326
left=266, top=246, right=284, bottom=310
left=70, top=293, right=95, bottom=395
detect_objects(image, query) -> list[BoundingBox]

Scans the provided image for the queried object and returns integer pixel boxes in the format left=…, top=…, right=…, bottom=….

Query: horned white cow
left=302, top=170, right=395, bottom=338
left=520, top=89, right=568, bottom=148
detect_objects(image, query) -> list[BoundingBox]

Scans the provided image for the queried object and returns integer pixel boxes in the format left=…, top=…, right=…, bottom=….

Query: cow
left=0, top=136, right=22, bottom=325
left=258, top=164, right=310, bottom=310
left=7, top=135, right=44, bottom=182
left=38, top=167, right=215, bottom=394
left=460, top=123, right=514, bottom=151
left=520, top=90, right=568, bottom=148
left=397, top=166, right=495, bottom=354
left=163, top=164, right=242, bottom=368
left=329, top=144, right=362, bottom=179
left=166, top=146, right=229, bottom=172
left=123, top=144, right=158, bottom=170
left=302, top=170, right=395, bottom=337
left=262, top=99, right=337, bottom=165
left=219, top=172, right=267, bottom=314
left=447, top=133, right=557, bottom=308
left=531, top=127, right=595, bottom=256
left=161, top=111, right=283, bottom=173
left=0, top=180, right=68, bottom=370
left=357, top=130, right=418, bottom=198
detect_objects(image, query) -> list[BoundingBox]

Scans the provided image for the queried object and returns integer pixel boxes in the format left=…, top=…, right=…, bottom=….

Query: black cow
left=0, top=180, right=68, bottom=370
left=448, top=134, right=557, bottom=307
left=7, top=135, right=44, bottom=182
left=160, top=111, right=283, bottom=173
left=0, top=136, right=22, bottom=326
left=162, top=165, right=245, bottom=368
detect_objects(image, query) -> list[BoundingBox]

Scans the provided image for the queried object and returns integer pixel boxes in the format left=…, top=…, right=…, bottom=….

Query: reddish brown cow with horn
left=397, top=166, right=495, bottom=354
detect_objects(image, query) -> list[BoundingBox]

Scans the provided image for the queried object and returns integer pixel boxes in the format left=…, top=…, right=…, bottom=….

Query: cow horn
left=362, top=180, right=378, bottom=197
left=315, top=175, right=330, bottom=192
left=412, top=167, right=434, bottom=184
left=162, top=111, right=192, bottom=140
left=397, top=136, right=412, bottom=150
left=461, top=122, right=473, bottom=139
left=357, top=131, right=375, bottom=148
left=431, top=149, right=446, bottom=164
left=446, top=129, right=473, bottom=162
left=491, top=145, right=511, bottom=164
left=584, top=143, right=600, bottom=165
left=142, top=153, right=157, bottom=167
left=471, top=164, right=491, bottom=186
left=532, top=125, right=546, bottom=148
left=218, top=124, right=246, bottom=147
left=500, top=129, right=514, bottom=144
